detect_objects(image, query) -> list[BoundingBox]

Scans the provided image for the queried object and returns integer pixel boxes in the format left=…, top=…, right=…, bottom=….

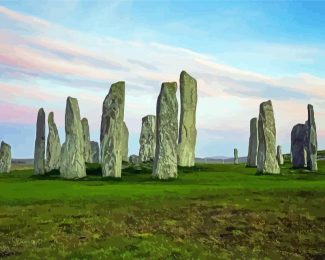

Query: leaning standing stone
left=34, top=108, right=46, bottom=175
left=90, top=141, right=99, bottom=163
left=0, top=141, right=11, bottom=173
left=153, top=82, right=178, bottom=179
left=178, top=71, right=197, bottom=167
left=46, top=112, right=61, bottom=171
left=81, top=118, right=92, bottom=163
left=234, top=148, right=239, bottom=165
left=60, top=97, right=86, bottom=179
left=101, top=81, right=125, bottom=178
left=306, top=104, right=318, bottom=171
left=247, top=117, right=258, bottom=167
left=291, top=123, right=308, bottom=168
left=139, top=115, right=156, bottom=162
left=276, top=145, right=284, bottom=165
left=257, top=100, right=280, bottom=174
left=122, top=121, right=129, bottom=162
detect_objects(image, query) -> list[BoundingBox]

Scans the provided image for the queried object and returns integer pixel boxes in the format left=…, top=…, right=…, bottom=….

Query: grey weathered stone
left=81, top=118, right=92, bottom=163
left=153, top=82, right=178, bottom=179
left=234, top=148, right=239, bottom=165
left=139, top=115, right=156, bottom=162
left=257, top=100, right=280, bottom=174
left=129, top=154, right=140, bottom=164
left=122, top=121, right=129, bottom=162
left=90, top=141, right=99, bottom=163
left=178, top=71, right=197, bottom=167
left=101, top=81, right=125, bottom=178
left=291, top=123, right=308, bottom=169
left=306, top=104, right=318, bottom=171
left=247, top=117, right=258, bottom=167
left=60, top=97, right=86, bottom=179
left=276, top=145, right=284, bottom=165
left=34, top=108, right=46, bottom=175
left=0, top=141, right=11, bottom=173
left=46, top=112, right=61, bottom=171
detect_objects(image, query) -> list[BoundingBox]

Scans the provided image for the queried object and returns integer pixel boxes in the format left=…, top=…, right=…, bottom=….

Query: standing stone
left=81, top=118, right=92, bottom=163
left=276, top=145, right=284, bottom=165
left=178, top=71, right=197, bottom=167
left=90, top=141, right=99, bottom=163
left=291, top=123, right=308, bottom=168
left=257, top=100, right=280, bottom=174
left=306, top=104, right=318, bottom=171
left=60, top=97, right=86, bottom=179
left=101, top=81, right=125, bottom=178
left=129, top=154, right=140, bottom=164
left=139, top=115, right=156, bottom=162
left=234, top=148, right=239, bottom=165
left=153, top=82, right=178, bottom=179
left=34, top=108, right=46, bottom=175
left=247, top=117, right=258, bottom=167
left=0, top=141, right=11, bottom=173
left=46, top=112, right=61, bottom=171
left=122, top=121, right=129, bottom=162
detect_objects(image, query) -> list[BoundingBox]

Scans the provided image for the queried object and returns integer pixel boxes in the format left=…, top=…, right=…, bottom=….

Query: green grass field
left=0, top=161, right=324, bottom=259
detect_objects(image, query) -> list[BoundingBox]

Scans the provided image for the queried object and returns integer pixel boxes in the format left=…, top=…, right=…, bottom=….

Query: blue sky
left=0, top=0, right=325, bottom=158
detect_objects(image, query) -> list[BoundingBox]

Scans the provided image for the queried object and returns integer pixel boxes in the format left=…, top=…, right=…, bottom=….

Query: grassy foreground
left=0, top=161, right=324, bottom=259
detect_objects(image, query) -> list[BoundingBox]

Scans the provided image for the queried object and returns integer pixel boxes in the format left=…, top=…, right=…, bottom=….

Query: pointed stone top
left=142, top=115, right=156, bottom=121
left=48, top=112, right=54, bottom=123
left=81, top=117, right=88, bottom=124
left=180, top=70, right=196, bottom=82
left=251, top=117, right=258, bottom=121
left=1, top=141, right=11, bottom=149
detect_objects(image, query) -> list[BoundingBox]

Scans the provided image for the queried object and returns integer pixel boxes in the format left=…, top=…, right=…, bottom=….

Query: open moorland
left=0, top=160, right=324, bottom=259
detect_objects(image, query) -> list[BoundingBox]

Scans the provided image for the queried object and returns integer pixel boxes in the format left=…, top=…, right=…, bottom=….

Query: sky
left=0, top=0, right=325, bottom=158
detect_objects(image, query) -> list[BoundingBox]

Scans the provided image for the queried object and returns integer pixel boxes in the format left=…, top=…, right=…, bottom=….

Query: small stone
left=34, top=108, right=46, bottom=175
left=276, top=145, right=284, bottom=165
left=291, top=123, right=308, bottom=168
left=129, top=154, right=140, bottom=164
left=153, top=82, right=178, bottom=179
left=139, top=115, right=156, bottom=162
left=234, top=148, right=239, bottom=165
left=0, top=141, right=11, bottom=173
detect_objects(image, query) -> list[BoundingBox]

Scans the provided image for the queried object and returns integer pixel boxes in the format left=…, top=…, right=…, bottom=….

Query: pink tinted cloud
left=0, top=102, right=37, bottom=125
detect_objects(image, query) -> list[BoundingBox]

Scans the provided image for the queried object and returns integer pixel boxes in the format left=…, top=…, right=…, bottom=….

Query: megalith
left=306, top=104, right=318, bottom=171
left=291, top=123, right=308, bottom=168
left=234, top=148, right=239, bottom=165
left=60, top=97, right=86, bottom=179
left=276, top=145, right=284, bottom=165
left=81, top=117, right=92, bottom=163
left=46, top=112, right=61, bottom=171
left=247, top=117, right=258, bottom=167
left=90, top=141, right=100, bottom=163
left=122, top=121, right=129, bottom=162
left=139, top=115, right=156, bottom=162
left=34, top=108, right=46, bottom=175
left=257, top=100, right=280, bottom=174
left=153, top=82, right=178, bottom=179
left=177, top=71, right=197, bottom=167
left=0, top=141, right=11, bottom=173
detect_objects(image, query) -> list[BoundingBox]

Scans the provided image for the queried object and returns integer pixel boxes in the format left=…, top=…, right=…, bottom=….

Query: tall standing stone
left=276, top=145, right=284, bottom=165
left=178, top=71, right=197, bottom=167
left=81, top=118, right=92, bottom=163
left=101, top=81, right=125, bottom=178
left=306, top=104, right=318, bottom=171
left=122, top=121, right=129, bottom=162
left=139, top=115, right=156, bottom=162
left=46, top=112, right=61, bottom=171
left=234, top=148, right=239, bottom=165
left=257, top=100, right=280, bottom=174
left=90, top=141, right=99, bottom=163
left=0, top=141, right=11, bottom=173
left=291, top=123, right=308, bottom=168
left=60, top=97, right=86, bottom=179
left=247, top=117, right=258, bottom=167
left=153, top=82, right=178, bottom=179
left=34, top=108, right=45, bottom=175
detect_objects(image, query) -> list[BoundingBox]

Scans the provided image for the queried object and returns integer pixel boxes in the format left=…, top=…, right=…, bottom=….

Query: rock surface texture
left=129, top=154, right=140, bottom=164
left=139, top=115, right=156, bottom=162
left=81, top=118, right=92, bottom=163
left=34, top=108, right=46, bottom=175
left=177, top=71, right=197, bottom=167
left=60, top=97, right=86, bottom=179
left=153, top=82, right=178, bottom=179
left=306, top=104, right=318, bottom=171
left=100, top=81, right=125, bottom=178
left=0, top=141, right=11, bottom=173
left=247, top=117, right=258, bottom=167
left=46, top=112, right=61, bottom=171
left=257, top=100, right=280, bottom=174
left=122, top=121, right=129, bottom=162
left=276, top=145, right=284, bottom=165
left=90, top=141, right=99, bottom=163
left=291, top=123, right=308, bottom=168
left=234, top=148, right=239, bottom=165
